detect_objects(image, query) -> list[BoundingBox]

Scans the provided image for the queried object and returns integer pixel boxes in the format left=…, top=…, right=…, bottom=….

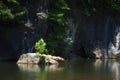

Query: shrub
left=35, top=38, right=48, bottom=55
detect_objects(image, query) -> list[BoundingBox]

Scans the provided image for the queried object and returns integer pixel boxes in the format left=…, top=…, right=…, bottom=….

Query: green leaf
left=7, top=0, right=18, bottom=4
left=35, top=38, right=48, bottom=55
left=57, top=13, right=64, bottom=17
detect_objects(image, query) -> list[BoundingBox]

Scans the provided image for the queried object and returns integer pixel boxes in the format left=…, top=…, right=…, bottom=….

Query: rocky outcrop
left=93, top=48, right=120, bottom=59
left=17, top=53, right=64, bottom=65
left=68, top=1, right=120, bottom=58
left=72, top=14, right=120, bottom=59
left=17, top=53, right=40, bottom=64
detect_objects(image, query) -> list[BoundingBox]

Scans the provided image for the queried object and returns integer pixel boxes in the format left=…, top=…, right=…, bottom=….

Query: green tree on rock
left=35, top=38, right=48, bottom=55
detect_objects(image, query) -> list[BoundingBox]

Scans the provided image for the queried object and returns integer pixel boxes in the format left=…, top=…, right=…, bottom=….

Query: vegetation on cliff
left=44, top=0, right=71, bottom=55
left=73, top=0, right=120, bottom=16
left=0, top=0, right=26, bottom=24
left=1, top=0, right=120, bottom=58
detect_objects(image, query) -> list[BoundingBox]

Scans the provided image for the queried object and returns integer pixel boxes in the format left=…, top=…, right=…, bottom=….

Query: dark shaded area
left=1, top=0, right=120, bottom=60
left=66, top=0, right=120, bottom=58
left=0, top=0, right=47, bottom=61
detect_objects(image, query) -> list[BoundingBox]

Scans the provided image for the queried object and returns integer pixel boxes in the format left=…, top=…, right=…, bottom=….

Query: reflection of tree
left=36, top=65, right=64, bottom=80
left=35, top=65, right=47, bottom=80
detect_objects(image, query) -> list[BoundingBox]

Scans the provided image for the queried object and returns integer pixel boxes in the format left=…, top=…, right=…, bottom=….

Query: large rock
left=17, top=53, right=40, bottom=64
left=46, top=59, right=59, bottom=65
left=17, top=53, right=64, bottom=64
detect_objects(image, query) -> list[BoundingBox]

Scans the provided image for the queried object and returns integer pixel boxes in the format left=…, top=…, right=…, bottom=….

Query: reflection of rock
left=111, top=61, right=120, bottom=80
left=17, top=53, right=40, bottom=64
left=17, top=64, right=40, bottom=72
left=93, top=59, right=102, bottom=69
left=93, top=59, right=120, bottom=80
left=17, top=64, right=63, bottom=72
left=45, top=65, right=64, bottom=72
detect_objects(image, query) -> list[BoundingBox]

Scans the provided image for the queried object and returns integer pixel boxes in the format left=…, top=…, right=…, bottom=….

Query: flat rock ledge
left=17, top=53, right=64, bottom=65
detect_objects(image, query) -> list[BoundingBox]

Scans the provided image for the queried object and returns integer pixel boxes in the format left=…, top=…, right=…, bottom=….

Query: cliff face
left=0, top=0, right=48, bottom=60
left=69, top=1, right=120, bottom=58
left=1, top=0, right=120, bottom=60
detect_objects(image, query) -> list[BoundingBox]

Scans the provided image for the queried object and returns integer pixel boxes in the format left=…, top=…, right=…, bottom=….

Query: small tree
left=35, top=38, right=47, bottom=55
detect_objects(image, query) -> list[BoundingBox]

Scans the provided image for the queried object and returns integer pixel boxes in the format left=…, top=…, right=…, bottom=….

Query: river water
left=0, top=59, right=120, bottom=80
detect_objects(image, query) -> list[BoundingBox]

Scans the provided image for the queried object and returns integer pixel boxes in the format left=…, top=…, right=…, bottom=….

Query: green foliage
left=65, top=37, right=73, bottom=45
left=35, top=38, right=48, bottom=55
left=111, top=0, right=120, bottom=10
left=7, top=0, right=18, bottom=3
left=45, top=0, right=70, bottom=54
left=76, top=0, right=120, bottom=16
left=0, top=0, right=26, bottom=23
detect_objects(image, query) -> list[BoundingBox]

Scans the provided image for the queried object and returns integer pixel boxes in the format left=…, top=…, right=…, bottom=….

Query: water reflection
left=94, top=59, right=102, bottom=69
left=17, top=64, right=64, bottom=80
left=45, top=65, right=64, bottom=72
left=17, top=64, right=40, bottom=72
left=111, top=61, right=120, bottom=80
left=17, top=64, right=63, bottom=72
left=93, top=59, right=120, bottom=80
left=1, top=60, right=120, bottom=80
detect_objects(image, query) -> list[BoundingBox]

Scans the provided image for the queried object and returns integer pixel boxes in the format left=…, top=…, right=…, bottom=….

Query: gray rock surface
left=17, top=53, right=64, bottom=64
left=17, top=53, right=40, bottom=64
left=46, top=59, right=59, bottom=65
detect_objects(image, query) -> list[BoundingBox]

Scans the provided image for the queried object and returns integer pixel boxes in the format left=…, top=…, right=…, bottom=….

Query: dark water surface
left=0, top=59, right=120, bottom=80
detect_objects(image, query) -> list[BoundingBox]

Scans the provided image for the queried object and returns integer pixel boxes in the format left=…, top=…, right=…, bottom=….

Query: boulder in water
left=17, top=53, right=40, bottom=64
left=17, top=53, right=64, bottom=65
left=46, top=59, right=59, bottom=65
